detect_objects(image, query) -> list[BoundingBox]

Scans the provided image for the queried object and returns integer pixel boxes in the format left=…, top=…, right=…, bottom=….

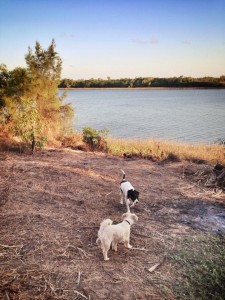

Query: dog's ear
left=127, top=190, right=132, bottom=198
left=135, top=190, right=139, bottom=197
left=122, top=213, right=129, bottom=220
left=131, top=214, right=138, bottom=222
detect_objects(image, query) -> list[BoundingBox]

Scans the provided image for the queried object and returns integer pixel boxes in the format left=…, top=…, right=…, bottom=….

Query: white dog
left=120, top=169, right=139, bottom=212
left=96, top=212, right=138, bottom=261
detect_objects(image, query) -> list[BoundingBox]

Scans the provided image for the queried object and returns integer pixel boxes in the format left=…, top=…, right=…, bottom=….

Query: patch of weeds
left=168, top=234, right=225, bottom=300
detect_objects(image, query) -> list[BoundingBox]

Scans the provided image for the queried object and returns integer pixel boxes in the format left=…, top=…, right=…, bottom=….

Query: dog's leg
left=130, top=199, right=138, bottom=208
left=112, top=241, right=118, bottom=252
left=124, top=240, right=132, bottom=249
left=103, top=246, right=110, bottom=261
left=125, top=197, right=131, bottom=212
left=102, top=241, right=111, bottom=261
left=120, top=190, right=124, bottom=204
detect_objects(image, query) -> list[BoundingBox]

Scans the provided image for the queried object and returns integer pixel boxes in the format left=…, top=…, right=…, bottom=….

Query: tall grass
left=61, top=133, right=225, bottom=165
left=107, top=138, right=225, bottom=164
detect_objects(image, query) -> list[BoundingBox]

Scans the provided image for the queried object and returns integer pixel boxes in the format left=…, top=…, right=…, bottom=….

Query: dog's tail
left=121, top=169, right=126, bottom=180
left=98, top=219, right=113, bottom=236
left=99, top=218, right=113, bottom=229
left=96, top=218, right=113, bottom=246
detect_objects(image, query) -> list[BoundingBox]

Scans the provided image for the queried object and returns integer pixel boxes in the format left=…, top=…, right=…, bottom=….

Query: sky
left=0, top=0, right=225, bottom=79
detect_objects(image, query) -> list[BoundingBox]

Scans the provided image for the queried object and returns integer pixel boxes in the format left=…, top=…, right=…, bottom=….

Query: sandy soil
left=0, top=149, right=224, bottom=300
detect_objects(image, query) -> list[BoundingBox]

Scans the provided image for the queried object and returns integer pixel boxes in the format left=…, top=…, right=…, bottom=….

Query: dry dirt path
left=0, top=149, right=224, bottom=299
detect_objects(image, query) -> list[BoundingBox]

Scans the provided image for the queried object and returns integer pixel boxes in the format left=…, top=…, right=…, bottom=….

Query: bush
left=217, top=138, right=225, bottom=146
left=82, top=127, right=108, bottom=152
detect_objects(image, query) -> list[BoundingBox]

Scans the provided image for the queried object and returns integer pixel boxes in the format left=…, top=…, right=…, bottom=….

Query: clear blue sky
left=1, top=0, right=225, bottom=79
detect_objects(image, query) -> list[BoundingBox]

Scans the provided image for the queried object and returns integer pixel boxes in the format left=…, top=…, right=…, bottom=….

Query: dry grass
left=107, top=138, right=225, bottom=165
left=59, top=133, right=225, bottom=165
left=1, top=131, right=224, bottom=165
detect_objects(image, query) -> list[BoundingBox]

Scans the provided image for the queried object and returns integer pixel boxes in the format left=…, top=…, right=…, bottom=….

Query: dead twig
left=74, top=290, right=89, bottom=299
left=105, top=191, right=112, bottom=196
left=131, top=247, right=149, bottom=251
left=79, top=226, right=99, bottom=229
left=76, top=271, right=82, bottom=286
left=0, top=243, right=21, bottom=248
left=146, top=259, right=165, bottom=273
left=133, top=232, right=152, bottom=239
left=77, top=247, right=89, bottom=257
left=5, top=291, right=10, bottom=300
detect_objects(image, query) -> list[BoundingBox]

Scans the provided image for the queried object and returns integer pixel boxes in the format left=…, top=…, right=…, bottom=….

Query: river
left=59, top=89, right=225, bottom=144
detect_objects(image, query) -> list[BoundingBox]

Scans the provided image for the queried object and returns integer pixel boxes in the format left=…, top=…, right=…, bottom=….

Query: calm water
left=59, top=89, right=225, bottom=144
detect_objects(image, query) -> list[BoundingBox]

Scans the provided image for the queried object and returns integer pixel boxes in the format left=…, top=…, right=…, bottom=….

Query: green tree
left=0, top=40, right=74, bottom=149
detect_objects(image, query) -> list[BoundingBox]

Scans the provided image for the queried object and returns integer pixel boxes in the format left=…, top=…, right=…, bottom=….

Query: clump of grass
left=107, top=138, right=225, bottom=164
left=169, top=234, right=225, bottom=300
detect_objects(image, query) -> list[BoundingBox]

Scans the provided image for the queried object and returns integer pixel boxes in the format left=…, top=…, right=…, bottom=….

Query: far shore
left=58, top=87, right=225, bottom=90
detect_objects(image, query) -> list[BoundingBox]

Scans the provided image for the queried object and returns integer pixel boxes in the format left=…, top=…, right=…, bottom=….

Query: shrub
left=217, top=138, right=225, bottom=146
left=82, top=127, right=108, bottom=152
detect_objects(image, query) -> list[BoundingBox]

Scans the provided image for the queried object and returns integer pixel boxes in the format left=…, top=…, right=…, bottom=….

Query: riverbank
left=1, top=133, right=225, bottom=165
left=61, top=134, right=225, bottom=165
left=0, top=148, right=224, bottom=299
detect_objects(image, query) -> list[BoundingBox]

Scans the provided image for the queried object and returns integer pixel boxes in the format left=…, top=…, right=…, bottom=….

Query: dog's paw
left=127, top=245, right=132, bottom=249
left=104, top=257, right=110, bottom=261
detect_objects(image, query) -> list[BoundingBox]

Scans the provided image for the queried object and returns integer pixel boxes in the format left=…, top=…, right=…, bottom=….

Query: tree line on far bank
left=59, top=75, right=225, bottom=89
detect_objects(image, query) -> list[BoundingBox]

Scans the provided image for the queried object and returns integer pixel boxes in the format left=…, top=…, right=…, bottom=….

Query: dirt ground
left=0, top=149, right=224, bottom=300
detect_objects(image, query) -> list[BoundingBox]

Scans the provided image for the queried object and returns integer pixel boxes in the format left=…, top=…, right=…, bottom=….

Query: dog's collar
left=124, top=220, right=131, bottom=225
left=120, top=179, right=127, bottom=184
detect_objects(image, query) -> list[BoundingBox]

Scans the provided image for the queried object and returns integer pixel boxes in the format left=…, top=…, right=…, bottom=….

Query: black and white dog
left=120, top=169, right=139, bottom=212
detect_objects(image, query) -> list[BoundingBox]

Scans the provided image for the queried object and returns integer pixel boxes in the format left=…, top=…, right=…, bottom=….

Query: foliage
left=169, top=235, right=225, bottom=300
left=0, top=40, right=74, bottom=150
left=10, top=97, right=41, bottom=142
left=59, top=76, right=225, bottom=89
left=82, top=127, right=108, bottom=151
left=217, top=138, right=225, bottom=146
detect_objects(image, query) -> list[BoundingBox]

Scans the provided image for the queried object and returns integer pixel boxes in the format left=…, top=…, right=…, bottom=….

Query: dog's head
left=122, top=212, right=138, bottom=224
left=127, top=189, right=139, bottom=202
